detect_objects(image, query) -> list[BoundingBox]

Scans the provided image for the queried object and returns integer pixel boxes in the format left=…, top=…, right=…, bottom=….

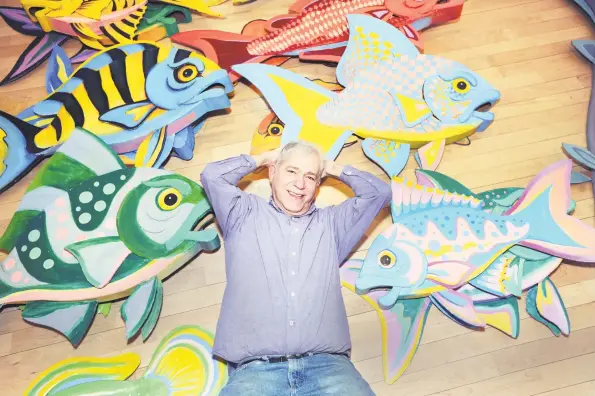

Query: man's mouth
left=287, top=191, right=305, bottom=199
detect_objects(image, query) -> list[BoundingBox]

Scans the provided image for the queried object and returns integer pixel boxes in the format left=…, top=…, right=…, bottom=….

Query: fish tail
left=0, top=109, right=43, bottom=194
left=231, top=63, right=351, bottom=159
left=506, top=159, right=595, bottom=262
left=140, top=325, right=228, bottom=395
left=23, top=352, right=141, bottom=396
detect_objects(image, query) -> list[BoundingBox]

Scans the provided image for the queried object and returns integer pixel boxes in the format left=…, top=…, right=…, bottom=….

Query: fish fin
left=0, top=7, right=43, bottom=35
left=430, top=289, right=485, bottom=328
left=526, top=278, right=570, bottom=336
left=562, top=143, right=595, bottom=170
left=172, top=124, right=197, bottom=160
left=475, top=296, right=520, bottom=338
left=414, top=168, right=475, bottom=195
left=507, top=160, right=595, bottom=262
left=141, top=279, right=163, bottom=341
left=0, top=32, right=69, bottom=87
left=132, top=126, right=175, bottom=168
left=94, top=5, right=148, bottom=47
left=69, top=47, right=97, bottom=64
left=71, top=22, right=106, bottom=50
left=22, top=301, right=98, bottom=347
left=97, top=302, right=112, bottom=317
left=121, top=277, right=162, bottom=340
left=426, top=260, right=475, bottom=288
left=75, top=0, right=112, bottom=20
left=572, top=40, right=595, bottom=65
left=46, top=46, right=73, bottom=94
left=24, top=352, right=139, bottom=396
left=0, top=211, right=38, bottom=253
left=24, top=128, right=125, bottom=194
left=140, top=325, right=227, bottom=393
left=390, top=176, right=483, bottom=220
left=469, top=253, right=522, bottom=298
left=231, top=63, right=349, bottom=159
left=66, top=237, right=131, bottom=288
left=171, top=30, right=264, bottom=76
left=391, top=93, right=432, bottom=127
left=340, top=259, right=432, bottom=384
left=98, top=102, right=157, bottom=128
left=337, top=14, right=420, bottom=87
left=362, top=139, right=410, bottom=179
left=571, top=170, right=591, bottom=184
left=415, top=139, right=445, bottom=171
left=0, top=109, right=44, bottom=193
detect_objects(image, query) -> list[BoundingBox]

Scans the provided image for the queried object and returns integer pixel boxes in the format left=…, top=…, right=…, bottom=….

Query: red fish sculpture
left=171, top=0, right=465, bottom=83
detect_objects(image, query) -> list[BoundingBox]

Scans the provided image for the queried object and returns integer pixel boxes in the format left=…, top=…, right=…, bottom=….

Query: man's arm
left=324, top=162, right=392, bottom=263
left=200, top=150, right=279, bottom=237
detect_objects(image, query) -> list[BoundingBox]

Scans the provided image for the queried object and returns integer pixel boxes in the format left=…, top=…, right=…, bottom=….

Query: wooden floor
left=1, top=0, right=595, bottom=394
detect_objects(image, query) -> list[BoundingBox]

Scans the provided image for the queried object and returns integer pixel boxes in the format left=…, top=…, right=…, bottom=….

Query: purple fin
left=0, top=7, right=42, bottom=35
left=0, top=32, right=69, bottom=86
left=70, top=48, right=98, bottom=64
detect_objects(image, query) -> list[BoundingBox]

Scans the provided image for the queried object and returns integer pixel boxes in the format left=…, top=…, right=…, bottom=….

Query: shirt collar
left=268, top=196, right=317, bottom=218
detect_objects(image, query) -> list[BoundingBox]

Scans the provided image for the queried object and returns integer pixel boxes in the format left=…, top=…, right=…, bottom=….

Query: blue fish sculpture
left=0, top=40, right=233, bottom=194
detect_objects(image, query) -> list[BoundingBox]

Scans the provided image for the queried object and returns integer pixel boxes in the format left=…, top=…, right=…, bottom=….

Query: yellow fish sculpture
left=20, top=0, right=222, bottom=49
left=233, top=14, right=501, bottom=178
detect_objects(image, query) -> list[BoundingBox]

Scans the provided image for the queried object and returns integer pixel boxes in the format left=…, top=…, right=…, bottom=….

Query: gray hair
left=276, top=140, right=324, bottom=179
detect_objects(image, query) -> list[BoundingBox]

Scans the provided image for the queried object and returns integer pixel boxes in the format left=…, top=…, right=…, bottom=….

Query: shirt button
left=294, top=228, right=299, bottom=232
left=291, top=292, right=296, bottom=297
left=291, top=271, right=296, bottom=276
left=289, top=321, right=295, bottom=326
left=291, top=252, right=296, bottom=256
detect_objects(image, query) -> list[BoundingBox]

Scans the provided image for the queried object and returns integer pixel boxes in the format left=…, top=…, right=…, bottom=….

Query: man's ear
left=268, top=163, right=276, bottom=181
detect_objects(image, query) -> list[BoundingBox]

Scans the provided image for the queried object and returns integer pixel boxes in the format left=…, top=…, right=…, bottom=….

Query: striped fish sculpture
left=0, top=2, right=194, bottom=87
left=171, top=0, right=465, bottom=84
left=0, top=129, right=220, bottom=346
left=232, top=14, right=500, bottom=178
left=21, top=0, right=222, bottom=49
left=24, top=325, right=228, bottom=395
left=340, top=160, right=595, bottom=383
left=0, top=40, right=233, bottom=194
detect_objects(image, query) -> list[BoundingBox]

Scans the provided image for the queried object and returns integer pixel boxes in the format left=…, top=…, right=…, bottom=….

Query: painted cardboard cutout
left=0, top=41, right=233, bottom=194
left=340, top=160, right=595, bottom=383
left=24, top=325, right=228, bottom=395
left=233, top=14, right=500, bottom=178
left=0, top=129, right=221, bottom=346
left=171, top=0, right=465, bottom=84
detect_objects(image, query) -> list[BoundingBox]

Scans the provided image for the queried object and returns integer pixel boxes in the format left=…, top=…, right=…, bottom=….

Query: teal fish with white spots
left=0, top=129, right=219, bottom=346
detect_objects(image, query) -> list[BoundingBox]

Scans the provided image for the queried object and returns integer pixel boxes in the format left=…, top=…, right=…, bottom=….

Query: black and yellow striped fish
left=0, top=40, right=233, bottom=193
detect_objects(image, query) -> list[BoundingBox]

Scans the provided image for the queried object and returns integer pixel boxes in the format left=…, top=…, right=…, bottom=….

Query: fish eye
left=452, top=78, right=471, bottom=94
left=267, top=123, right=283, bottom=136
left=377, top=250, right=396, bottom=268
left=157, top=188, right=182, bottom=211
left=174, top=64, right=200, bottom=83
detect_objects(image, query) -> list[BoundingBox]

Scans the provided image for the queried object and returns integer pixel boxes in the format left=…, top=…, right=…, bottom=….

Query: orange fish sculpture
left=171, top=0, right=465, bottom=83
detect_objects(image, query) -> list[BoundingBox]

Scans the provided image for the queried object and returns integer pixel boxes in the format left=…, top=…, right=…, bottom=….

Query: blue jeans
left=219, top=353, right=375, bottom=395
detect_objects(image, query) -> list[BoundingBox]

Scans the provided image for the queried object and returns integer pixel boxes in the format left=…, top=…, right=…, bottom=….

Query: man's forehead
left=281, top=152, right=321, bottom=173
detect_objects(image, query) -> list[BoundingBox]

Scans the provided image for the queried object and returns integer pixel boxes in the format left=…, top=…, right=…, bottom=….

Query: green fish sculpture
left=0, top=129, right=220, bottom=346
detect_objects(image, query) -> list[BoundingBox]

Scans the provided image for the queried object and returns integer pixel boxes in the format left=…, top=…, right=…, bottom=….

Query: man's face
left=269, top=151, right=321, bottom=216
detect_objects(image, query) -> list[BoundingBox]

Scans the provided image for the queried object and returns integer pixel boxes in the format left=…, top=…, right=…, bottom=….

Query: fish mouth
left=182, top=70, right=234, bottom=105
left=164, top=200, right=220, bottom=252
left=458, top=88, right=500, bottom=132
left=354, top=275, right=392, bottom=294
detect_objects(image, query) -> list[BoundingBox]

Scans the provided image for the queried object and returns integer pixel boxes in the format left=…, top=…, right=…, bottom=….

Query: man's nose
left=294, top=177, right=305, bottom=189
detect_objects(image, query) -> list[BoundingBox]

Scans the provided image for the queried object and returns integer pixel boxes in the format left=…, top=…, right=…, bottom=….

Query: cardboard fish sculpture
left=340, top=159, right=595, bottom=383
left=0, top=1, right=201, bottom=86
left=233, top=14, right=500, bottom=178
left=171, top=0, right=465, bottom=84
left=0, top=40, right=233, bottom=194
left=0, top=129, right=221, bottom=346
left=24, top=325, right=228, bottom=395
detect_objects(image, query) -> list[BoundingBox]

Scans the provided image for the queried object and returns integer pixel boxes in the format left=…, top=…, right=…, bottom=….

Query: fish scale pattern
left=247, top=0, right=385, bottom=55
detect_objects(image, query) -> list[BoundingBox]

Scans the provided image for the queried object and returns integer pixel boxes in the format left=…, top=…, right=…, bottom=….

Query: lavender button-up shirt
left=200, top=154, right=391, bottom=364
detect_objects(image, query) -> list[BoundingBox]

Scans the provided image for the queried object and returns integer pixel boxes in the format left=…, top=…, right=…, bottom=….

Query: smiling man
left=200, top=141, right=391, bottom=395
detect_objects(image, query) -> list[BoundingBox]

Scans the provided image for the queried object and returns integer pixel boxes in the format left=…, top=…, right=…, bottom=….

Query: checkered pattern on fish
left=246, top=0, right=385, bottom=56
left=318, top=54, right=455, bottom=134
